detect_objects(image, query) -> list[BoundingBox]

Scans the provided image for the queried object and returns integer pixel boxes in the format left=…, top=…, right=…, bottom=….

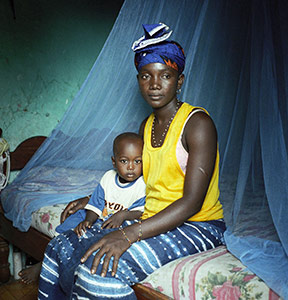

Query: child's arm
left=101, top=210, right=142, bottom=229
left=74, top=210, right=99, bottom=237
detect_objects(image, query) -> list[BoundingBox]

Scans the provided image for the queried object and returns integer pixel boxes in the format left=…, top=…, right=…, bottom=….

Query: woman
left=38, top=23, right=225, bottom=300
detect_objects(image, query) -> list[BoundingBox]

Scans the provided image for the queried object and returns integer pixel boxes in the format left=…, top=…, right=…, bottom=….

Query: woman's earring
left=177, top=88, right=182, bottom=94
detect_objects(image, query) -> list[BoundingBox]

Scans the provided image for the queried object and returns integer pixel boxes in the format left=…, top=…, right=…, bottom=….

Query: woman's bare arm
left=60, top=196, right=90, bottom=223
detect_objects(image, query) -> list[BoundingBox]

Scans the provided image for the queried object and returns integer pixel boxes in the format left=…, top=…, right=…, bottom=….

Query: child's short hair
left=113, top=132, right=143, bottom=156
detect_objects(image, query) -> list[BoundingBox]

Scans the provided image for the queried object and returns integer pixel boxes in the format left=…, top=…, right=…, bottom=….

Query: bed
left=0, top=130, right=282, bottom=299
left=0, top=131, right=48, bottom=281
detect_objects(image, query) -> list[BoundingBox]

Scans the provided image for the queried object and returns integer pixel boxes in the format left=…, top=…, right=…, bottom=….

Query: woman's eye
left=162, top=74, right=171, bottom=79
left=140, top=74, right=149, bottom=80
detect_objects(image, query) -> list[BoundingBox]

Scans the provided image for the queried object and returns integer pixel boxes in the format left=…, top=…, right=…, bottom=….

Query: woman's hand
left=81, top=228, right=134, bottom=277
left=60, top=196, right=90, bottom=223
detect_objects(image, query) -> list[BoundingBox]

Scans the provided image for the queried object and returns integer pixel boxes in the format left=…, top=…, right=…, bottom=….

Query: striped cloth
left=38, top=219, right=225, bottom=299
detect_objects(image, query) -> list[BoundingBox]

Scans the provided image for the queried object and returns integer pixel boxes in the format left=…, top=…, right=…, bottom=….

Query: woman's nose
left=149, top=77, right=161, bottom=89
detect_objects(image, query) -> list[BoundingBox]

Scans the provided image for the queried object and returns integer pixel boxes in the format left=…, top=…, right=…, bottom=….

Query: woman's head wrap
left=132, top=23, right=185, bottom=74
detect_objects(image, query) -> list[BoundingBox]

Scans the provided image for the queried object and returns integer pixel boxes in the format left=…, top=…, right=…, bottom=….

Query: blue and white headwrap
left=132, top=23, right=186, bottom=74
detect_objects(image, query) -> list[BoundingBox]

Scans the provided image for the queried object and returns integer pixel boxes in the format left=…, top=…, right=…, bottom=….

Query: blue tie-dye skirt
left=38, top=219, right=225, bottom=299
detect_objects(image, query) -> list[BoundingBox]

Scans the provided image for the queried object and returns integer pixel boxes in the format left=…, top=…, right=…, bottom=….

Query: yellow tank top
left=142, top=102, right=223, bottom=221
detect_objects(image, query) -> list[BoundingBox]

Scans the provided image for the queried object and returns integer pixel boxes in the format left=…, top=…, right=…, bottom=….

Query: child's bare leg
left=18, top=261, right=42, bottom=284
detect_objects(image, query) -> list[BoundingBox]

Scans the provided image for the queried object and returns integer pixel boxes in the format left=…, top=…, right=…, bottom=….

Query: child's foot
left=18, top=262, right=42, bottom=284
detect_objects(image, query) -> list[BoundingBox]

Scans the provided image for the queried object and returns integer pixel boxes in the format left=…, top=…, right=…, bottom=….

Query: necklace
left=151, top=100, right=181, bottom=147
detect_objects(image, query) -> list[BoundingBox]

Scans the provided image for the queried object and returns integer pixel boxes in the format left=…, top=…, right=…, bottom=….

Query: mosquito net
left=1, top=0, right=287, bottom=297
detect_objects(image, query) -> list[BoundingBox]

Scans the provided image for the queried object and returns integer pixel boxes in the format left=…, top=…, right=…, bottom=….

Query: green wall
left=0, top=0, right=123, bottom=150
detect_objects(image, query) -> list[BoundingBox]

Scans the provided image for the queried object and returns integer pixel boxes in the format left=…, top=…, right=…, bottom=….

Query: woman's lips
left=149, top=94, right=163, bottom=100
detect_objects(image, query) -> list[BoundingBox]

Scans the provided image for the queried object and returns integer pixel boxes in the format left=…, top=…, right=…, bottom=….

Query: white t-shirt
left=85, top=169, right=146, bottom=219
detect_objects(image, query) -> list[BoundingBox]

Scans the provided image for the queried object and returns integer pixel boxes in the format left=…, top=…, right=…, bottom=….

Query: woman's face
left=137, top=63, right=184, bottom=109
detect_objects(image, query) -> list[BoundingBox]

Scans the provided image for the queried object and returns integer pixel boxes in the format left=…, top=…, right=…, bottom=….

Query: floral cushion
left=31, top=204, right=67, bottom=238
left=141, top=246, right=282, bottom=300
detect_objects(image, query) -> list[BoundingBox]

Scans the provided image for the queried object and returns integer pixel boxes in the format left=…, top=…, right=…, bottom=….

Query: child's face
left=112, top=140, right=143, bottom=184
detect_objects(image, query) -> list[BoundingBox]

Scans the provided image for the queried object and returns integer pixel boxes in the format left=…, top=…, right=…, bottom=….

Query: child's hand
left=74, top=220, right=93, bottom=237
left=101, top=210, right=128, bottom=229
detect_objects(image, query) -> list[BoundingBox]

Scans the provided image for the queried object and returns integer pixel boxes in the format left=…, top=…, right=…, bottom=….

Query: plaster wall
left=0, top=0, right=123, bottom=150
left=0, top=0, right=123, bottom=275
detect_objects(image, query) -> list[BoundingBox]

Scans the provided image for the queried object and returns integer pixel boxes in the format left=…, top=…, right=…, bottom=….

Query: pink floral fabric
left=141, top=246, right=282, bottom=300
left=31, top=204, right=67, bottom=237
left=213, top=281, right=241, bottom=300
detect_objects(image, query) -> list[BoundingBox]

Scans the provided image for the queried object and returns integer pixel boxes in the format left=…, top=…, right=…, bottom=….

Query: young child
left=19, top=132, right=145, bottom=284
left=56, top=131, right=146, bottom=236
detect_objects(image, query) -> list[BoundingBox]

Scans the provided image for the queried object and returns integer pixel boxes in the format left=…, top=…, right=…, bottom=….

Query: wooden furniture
left=0, top=130, right=167, bottom=299
left=0, top=131, right=47, bottom=283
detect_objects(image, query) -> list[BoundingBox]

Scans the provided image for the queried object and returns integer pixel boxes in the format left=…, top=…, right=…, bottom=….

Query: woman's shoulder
left=186, top=109, right=216, bottom=133
left=180, top=102, right=213, bottom=124
left=139, top=116, right=149, bottom=138
left=182, top=104, right=217, bottom=148
left=181, top=102, right=208, bottom=114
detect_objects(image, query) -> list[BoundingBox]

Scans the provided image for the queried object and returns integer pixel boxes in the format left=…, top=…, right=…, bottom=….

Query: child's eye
left=120, top=159, right=127, bottom=164
left=135, top=159, right=142, bottom=164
